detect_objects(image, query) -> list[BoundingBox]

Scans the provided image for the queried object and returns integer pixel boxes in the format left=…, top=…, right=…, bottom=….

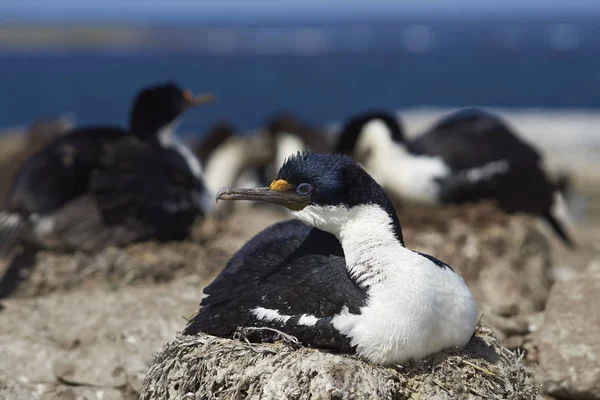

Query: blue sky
left=2, top=0, right=600, bottom=20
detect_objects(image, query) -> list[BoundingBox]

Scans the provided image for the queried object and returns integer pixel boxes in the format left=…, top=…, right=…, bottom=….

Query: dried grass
left=141, top=325, right=539, bottom=400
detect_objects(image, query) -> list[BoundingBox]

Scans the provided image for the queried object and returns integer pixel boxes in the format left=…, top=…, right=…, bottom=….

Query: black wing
left=184, top=220, right=365, bottom=351
left=437, top=160, right=554, bottom=212
left=91, top=138, right=210, bottom=242
left=7, top=126, right=125, bottom=215
left=408, top=108, right=541, bottom=170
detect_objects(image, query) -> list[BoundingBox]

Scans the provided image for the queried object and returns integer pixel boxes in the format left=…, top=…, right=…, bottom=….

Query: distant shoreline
left=0, top=25, right=148, bottom=49
left=2, top=17, right=600, bottom=53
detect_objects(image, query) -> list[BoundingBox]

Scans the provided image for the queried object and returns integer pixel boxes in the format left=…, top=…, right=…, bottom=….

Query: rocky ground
left=0, top=209, right=283, bottom=400
left=1, top=116, right=599, bottom=399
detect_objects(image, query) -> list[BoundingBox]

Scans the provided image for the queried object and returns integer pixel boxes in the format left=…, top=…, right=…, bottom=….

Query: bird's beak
left=183, top=90, right=216, bottom=107
left=216, top=187, right=311, bottom=211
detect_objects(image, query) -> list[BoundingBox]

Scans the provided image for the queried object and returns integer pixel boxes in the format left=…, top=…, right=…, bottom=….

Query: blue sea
left=1, top=18, right=600, bottom=137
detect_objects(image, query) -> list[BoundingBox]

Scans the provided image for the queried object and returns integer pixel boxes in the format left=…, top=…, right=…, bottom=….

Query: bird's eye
left=296, top=183, right=313, bottom=195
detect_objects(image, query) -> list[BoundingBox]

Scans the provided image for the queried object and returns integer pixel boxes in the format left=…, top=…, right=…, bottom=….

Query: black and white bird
left=193, top=121, right=235, bottom=166
left=184, top=152, right=478, bottom=365
left=0, top=82, right=215, bottom=253
left=203, top=113, right=332, bottom=212
left=250, top=113, right=332, bottom=187
left=334, top=108, right=576, bottom=248
left=200, top=124, right=275, bottom=197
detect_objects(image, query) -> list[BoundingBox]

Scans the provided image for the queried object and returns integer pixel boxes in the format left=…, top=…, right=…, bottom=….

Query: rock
left=0, top=369, right=40, bottom=399
left=586, top=256, right=600, bottom=277
left=53, top=345, right=128, bottom=388
left=26, top=385, right=125, bottom=400
left=0, top=278, right=204, bottom=399
left=0, top=371, right=125, bottom=400
left=536, top=274, right=600, bottom=400
left=141, top=325, right=539, bottom=400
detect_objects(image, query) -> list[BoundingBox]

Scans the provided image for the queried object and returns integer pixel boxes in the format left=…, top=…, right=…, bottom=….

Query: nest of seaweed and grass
left=142, top=325, right=539, bottom=400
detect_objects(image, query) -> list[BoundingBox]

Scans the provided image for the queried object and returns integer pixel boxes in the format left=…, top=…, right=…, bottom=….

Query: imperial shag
left=249, top=113, right=331, bottom=187
left=184, top=152, right=478, bottom=365
left=0, top=82, right=215, bottom=253
left=335, top=108, right=576, bottom=248
left=193, top=121, right=235, bottom=166
left=200, top=124, right=274, bottom=197
left=200, top=114, right=330, bottom=213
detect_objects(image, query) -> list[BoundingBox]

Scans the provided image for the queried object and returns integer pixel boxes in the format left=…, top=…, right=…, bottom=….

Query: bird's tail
left=0, top=211, right=27, bottom=256
left=543, top=191, right=576, bottom=249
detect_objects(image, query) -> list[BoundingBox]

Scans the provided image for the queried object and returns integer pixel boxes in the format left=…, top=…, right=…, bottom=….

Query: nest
left=141, top=325, right=538, bottom=400
left=0, top=209, right=284, bottom=299
left=0, top=240, right=221, bottom=299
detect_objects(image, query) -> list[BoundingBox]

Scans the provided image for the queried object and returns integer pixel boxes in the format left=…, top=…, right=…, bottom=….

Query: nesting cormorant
left=184, top=152, right=478, bottom=365
left=199, top=113, right=331, bottom=212
left=266, top=113, right=331, bottom=164
left=200, top=124, right=274, bottom=195
left=193, top=121, right=235, bottom=166
left=0, top=82, right=215, bottom=252
left=335, top=108, right=576, bottom=248
left=250, top=113, right=331, bottom=187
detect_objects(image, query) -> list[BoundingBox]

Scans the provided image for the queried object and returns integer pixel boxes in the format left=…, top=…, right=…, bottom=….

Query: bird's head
left=217, top=152, right=403, bottom=242
left=335, top=111, right=406, bottom=161
left=129, top=81, right=215, bottom=139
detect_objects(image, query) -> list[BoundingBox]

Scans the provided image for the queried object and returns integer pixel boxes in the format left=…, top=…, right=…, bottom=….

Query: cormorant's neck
left=337, top=204, right=403, bottom=246
left=156, top=120, right=179, bottom=146
left=293, top=203, right=404, bottom=246
left=294, top=204, right=406, bottom=290
left=148, top=120, right=205, bottom=180
left=341, top=205, right=410, bottom=290
left=356, top=120, right=406, bottom=156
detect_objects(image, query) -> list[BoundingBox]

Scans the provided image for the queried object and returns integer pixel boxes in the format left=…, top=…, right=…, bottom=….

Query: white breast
left=294, top=204, right=478, bottom=365
left=332, top=248, right=477, bottom=365
left=172, top=138, right=204, bottom=178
